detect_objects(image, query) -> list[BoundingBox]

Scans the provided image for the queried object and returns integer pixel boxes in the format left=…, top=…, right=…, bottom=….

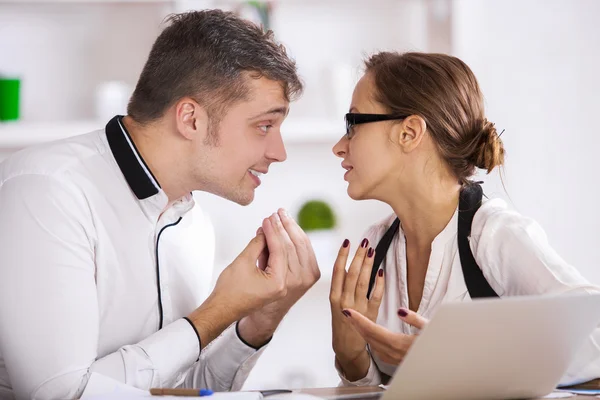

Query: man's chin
left=236, top=196, right=254, bottom=206
left=226, top=189, right=255, bottom=206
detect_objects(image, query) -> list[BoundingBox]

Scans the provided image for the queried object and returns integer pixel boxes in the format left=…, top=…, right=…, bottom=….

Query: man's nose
left=266, top=131, right=287, bottom=162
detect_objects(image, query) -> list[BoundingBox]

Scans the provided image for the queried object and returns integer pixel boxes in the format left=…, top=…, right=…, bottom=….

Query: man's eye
left=259, top=125, right=272, bottom=134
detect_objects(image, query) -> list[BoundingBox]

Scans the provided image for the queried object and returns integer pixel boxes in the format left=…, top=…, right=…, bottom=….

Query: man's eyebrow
left=249, top=106, right=289, bottom=120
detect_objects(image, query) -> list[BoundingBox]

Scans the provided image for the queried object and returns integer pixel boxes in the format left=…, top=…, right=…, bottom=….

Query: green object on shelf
left=0, top=78, right=20, bottom=121
left=297, top=200, right=336, bottom=232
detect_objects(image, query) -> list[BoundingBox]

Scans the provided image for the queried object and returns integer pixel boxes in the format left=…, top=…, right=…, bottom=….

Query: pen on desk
left=150, top=388, right=214, bottom=396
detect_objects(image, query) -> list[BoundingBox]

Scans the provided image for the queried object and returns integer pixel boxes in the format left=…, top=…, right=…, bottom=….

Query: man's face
left=193, top=76, right=289, bottom=205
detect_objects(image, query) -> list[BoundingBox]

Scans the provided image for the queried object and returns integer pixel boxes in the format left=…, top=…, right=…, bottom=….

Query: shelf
left=0, top=120, right=103, bottom=149
left=0, top=118, right=342, bottom=150
left=0, top=0, right=174, bottom=3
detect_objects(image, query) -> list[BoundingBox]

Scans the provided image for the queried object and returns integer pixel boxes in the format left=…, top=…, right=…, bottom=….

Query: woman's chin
left=347, top=184, right=366, bottom=201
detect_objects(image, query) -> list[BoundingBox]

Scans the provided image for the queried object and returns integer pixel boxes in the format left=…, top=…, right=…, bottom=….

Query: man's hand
left=238, top=208, right=321, bottom=348
left=187, top=212, right=291, bottom=348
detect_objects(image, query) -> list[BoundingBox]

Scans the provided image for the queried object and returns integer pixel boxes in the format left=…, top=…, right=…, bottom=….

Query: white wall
left=453, top=0, right=600, bottom=284
left=0, top=2, right=167, bottom=121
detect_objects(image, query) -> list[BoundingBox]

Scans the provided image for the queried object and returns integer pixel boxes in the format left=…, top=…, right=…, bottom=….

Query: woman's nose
left=332, top=138, right=346, bottom=158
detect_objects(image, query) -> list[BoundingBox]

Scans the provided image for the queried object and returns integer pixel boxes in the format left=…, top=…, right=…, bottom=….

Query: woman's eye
left=346, top=127, right=356, bottom=140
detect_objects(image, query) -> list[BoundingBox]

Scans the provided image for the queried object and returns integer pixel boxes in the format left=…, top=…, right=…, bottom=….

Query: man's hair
left=127, top=9, right=303, bottom=128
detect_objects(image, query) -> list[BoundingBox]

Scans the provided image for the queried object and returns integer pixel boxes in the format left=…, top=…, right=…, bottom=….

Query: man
left=0, top=10, right=320, bottom=399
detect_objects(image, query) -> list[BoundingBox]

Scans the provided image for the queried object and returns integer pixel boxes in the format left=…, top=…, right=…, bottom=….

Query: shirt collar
left=105, top=115, right=197, bottom=221
left=105, top=115, right=161, bottom=200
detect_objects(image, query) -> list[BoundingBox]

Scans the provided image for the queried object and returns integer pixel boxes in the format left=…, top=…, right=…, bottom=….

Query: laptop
left=371, top=293, right=600, bottom=400
left=314, top=293, right=600, bottom=400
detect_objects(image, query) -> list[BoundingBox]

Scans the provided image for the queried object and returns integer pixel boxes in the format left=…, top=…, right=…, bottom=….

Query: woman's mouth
left=341, top=163, right=353, bottom=181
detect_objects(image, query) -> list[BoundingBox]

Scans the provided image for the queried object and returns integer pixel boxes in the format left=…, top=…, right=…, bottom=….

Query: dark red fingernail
left=342, top=239, right=350, bottom=248
left=342, top=310, right=351, bottom=318
left=361, top=238, right=368, bottom=248
left=367, top=247, right=374, bottom=257
left=398, top=308, right=408, bottom=317
left=378, top=268, right=384, bottom=277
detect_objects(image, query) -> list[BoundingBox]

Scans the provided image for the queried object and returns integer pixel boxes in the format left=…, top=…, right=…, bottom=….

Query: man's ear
left=174, top=97, right=209, bottom=141
left=390, top=115, right=427, bottom=153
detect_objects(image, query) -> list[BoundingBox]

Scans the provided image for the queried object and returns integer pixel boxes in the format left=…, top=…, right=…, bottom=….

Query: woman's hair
left=364, top=52, right=504, bottom=184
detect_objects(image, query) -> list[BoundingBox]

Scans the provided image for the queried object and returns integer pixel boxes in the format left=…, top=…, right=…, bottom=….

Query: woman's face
left=332, top=73, right=404, bottom=201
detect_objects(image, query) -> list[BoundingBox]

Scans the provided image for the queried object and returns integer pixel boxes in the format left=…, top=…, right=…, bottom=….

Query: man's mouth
left=249, top=169, right=264, bottom=178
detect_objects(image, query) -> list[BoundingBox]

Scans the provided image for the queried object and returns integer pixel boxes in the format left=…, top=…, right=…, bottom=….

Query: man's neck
left=121, top=115, right=190, bottom=205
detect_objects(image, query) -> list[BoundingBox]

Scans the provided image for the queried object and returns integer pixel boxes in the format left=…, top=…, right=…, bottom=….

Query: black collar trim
left=105, top=115, right=161, bottom=200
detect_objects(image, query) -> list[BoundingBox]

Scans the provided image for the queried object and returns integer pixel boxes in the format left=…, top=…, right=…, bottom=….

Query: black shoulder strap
left=458, top=183, right=499, bottom=298
left=366, top=183, right=499, bottom=299
left=367, top=218, right=400, bottom=298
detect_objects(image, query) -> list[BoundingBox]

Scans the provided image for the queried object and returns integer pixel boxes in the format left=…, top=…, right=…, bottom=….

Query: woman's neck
left=388, top=178, right=461, bottom=250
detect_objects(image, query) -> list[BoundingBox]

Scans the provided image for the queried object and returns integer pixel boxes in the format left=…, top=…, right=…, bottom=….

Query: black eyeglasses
left=344, top=113, right=409, bottom=139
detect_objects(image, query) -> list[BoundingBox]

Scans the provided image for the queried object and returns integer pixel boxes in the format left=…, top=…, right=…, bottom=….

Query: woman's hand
left=329, top=238, right=385, bottom=381
left=341, top=307, right=429, bottom=365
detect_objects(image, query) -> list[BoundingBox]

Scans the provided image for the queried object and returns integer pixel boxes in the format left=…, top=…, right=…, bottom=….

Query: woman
left=329, top=51, right=600, bottom=387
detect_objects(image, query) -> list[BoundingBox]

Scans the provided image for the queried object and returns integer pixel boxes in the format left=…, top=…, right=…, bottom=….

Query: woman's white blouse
left=337, top=198, right=600, bottom=387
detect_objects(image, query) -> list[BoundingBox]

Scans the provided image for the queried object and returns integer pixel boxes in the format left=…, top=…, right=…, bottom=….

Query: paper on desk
left=81, top=373, right=262, bottom=399
left=557, top=388, right=600, bottom=395
left=539, top=392, right=575, bottom=399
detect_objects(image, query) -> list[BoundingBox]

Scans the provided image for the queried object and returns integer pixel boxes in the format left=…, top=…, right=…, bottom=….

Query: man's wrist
left=188, top=295, right=239, bottom=350
left=236, top=314, right=279, bottom=350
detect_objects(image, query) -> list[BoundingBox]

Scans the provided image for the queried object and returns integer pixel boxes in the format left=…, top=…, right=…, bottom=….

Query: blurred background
left=1, top=0, right=599, bottom=391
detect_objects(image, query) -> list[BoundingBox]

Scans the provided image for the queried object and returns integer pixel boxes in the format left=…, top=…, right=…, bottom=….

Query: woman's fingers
left=330, top=239, right=350, bottom=303
left=367, top=267, right=385, bottom=320
left=341, top=308, right=397, bottom=347
left=341, top=238, right=370, bottom=305
left=369, top=334, right=418, bottom=365
left=397, top=307, right=429, bottom=330
left=355, top=247, right=375, bottom=301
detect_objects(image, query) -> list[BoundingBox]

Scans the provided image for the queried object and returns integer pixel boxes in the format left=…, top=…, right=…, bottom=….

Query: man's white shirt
left=0, top=116, right=265, bottom=400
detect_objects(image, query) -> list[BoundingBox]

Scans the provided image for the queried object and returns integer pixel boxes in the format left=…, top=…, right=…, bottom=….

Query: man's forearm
left=188, top=296, right=241, bottom=349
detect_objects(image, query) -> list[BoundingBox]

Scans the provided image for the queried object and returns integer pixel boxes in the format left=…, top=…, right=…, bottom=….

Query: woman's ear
left=390, top=115, right=427, bottom=153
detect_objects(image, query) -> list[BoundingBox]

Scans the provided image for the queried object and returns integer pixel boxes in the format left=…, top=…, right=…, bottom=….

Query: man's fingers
left=241, top=229, right=268, bottom=261
left=257, top=246, right=269, bottom=271
left=269, top=212, right=297, bottom=269
left=255, top=227, right=269, bottom=270
left=397, top=308, right=429, bottom=330
left=330, top=239, right=350, bottom=301
left=261, top=216, right=286, bottom=276
left=277, top=208, right=318, bottom=281
left=277, top=208, right=310, bottom=253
